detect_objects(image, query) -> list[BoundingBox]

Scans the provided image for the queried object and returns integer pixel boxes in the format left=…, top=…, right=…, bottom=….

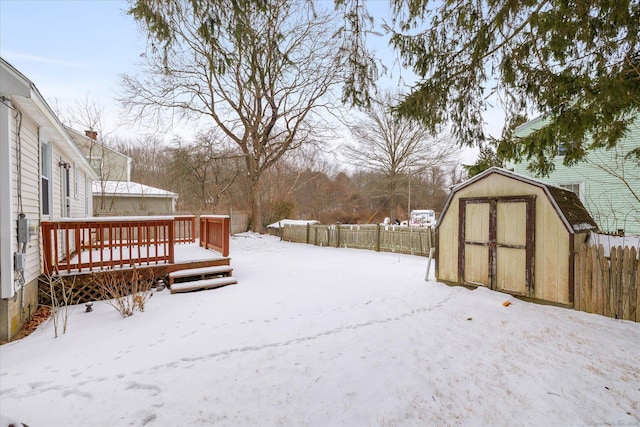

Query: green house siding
left=508, top=119, right=640, bottom=235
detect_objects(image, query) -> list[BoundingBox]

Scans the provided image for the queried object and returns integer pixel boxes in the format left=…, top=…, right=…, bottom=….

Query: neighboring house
left=0, top=58, right=98, bottom=341
left=507, top=115, right=640, bottom=235
left=67, top=127, right=130, bottom=182
left=67, top=128, right=177, bottom=216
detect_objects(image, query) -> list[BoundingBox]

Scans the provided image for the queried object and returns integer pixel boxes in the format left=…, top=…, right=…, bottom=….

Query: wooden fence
left=574, top=244, right=639, bottom=322
left=280, top=223, right=434, bottom=256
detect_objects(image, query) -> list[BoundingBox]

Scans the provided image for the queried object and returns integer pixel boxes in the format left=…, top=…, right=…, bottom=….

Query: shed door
left=459, top=197, right=535, bottom=297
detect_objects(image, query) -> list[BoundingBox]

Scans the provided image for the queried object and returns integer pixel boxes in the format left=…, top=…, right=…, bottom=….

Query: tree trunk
left=249, top=177, right=264, bottom=233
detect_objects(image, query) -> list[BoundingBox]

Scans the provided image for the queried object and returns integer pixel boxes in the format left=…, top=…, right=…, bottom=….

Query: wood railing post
left=168, top=219, right=175, bottom=263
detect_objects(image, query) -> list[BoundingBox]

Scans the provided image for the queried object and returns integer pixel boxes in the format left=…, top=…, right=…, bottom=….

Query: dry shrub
left=92, top=267, right=153, bottom=317
left=39, top=274, right=78, bottom=338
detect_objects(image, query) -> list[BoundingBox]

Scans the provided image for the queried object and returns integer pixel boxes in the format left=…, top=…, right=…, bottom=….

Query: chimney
left=85, top=130, right=98, bottom=140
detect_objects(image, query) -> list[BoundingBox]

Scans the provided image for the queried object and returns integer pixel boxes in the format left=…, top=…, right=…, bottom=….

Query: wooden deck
left=39, top=215, right=235, bottom=301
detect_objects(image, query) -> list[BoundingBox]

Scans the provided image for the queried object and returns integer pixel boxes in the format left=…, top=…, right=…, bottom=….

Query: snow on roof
left=93, top=181, right=177, bottom=198
left=267, top=219, right=320, bottom=228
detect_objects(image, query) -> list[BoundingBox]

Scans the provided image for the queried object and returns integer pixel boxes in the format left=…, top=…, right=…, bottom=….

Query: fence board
left=603, top=245, right=612, bottom=318
left=584, top=244, right=593, bottom=313
left=628, top=246, right=637, bottom=321
left=636, top=246, right=640, bottom=322
left=614, top=246, right=623, bottom=319
left=594, top=245, right=604, bottom=315
left=622, top=247, right=630, bottom=321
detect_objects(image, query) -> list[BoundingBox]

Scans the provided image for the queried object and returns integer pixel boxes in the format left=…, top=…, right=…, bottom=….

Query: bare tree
left=121, top=0, right=343, bottom=232
left=167, top=132, right=242, bottom=213
left=343, top=91, right=460, bottom=219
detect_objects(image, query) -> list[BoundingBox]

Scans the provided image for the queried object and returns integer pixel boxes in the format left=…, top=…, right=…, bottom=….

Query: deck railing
left=174, top=215, right=196, bottom=243
left=200, top=215, right=230, bottom=257
left=41, top=215, right=218, bottom=275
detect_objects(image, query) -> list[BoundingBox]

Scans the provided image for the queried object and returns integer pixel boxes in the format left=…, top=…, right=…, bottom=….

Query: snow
left=1, top=233, right=639, bottom=426
left=267, top=219, right=320, bottom=229
left=589, top=232, right=640, bottom=257
left=93, top=181, right=177, bottom=198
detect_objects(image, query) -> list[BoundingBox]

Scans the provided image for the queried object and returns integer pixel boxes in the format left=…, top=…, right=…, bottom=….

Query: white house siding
left=0, top=103, right=42, bottom=339
left=14, top=112, right=41, bottom=292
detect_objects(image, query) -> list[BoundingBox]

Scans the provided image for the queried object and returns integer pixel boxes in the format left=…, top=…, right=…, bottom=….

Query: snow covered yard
left=1, top=233, right=638, bottom=426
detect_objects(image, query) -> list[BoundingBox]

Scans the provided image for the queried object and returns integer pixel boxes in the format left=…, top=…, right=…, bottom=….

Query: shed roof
left=267, top=219, right=320, bottom=229
left=437, top=167, right=598, bottom=233
left=93, top=181, right=178, bottom=198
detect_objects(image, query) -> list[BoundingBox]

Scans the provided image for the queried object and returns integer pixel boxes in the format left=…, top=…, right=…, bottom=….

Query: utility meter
left=17, top=216, right=30, bottom=243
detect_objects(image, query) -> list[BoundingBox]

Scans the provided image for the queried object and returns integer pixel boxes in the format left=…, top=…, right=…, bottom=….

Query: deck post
left=168, top=219, right=175, bottom=263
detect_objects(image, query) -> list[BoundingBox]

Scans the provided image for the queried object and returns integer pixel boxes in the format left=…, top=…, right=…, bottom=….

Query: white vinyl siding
left=16, top=114, right=44, bottom=288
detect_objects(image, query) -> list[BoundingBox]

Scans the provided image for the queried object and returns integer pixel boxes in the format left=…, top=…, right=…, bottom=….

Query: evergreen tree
left=388, top=0, right=640, bottom=175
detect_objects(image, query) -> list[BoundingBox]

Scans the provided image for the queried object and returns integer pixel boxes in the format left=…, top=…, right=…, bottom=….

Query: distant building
left=68, top=128, right=177, bottom=216
left=93, top=180, right=177, bottom=216
left=267, top=219, right=319, bottom=235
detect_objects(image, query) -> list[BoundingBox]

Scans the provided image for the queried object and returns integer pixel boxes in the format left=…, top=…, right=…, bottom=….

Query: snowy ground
left=1, top=233, right=639, bottom=426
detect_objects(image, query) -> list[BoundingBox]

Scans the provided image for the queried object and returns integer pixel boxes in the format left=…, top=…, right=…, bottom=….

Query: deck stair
left=169, top=265, right=237, bottom=294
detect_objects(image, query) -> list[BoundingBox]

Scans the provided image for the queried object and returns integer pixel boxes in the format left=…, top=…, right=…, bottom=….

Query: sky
left=0, top=0, right=148, bottom=137
left=1, top=233, right=639, bottom=426
left=0, top=0, right=484, bottom=163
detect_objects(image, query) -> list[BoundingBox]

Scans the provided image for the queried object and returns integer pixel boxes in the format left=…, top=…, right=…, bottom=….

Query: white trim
left=0, top=101, right=15, bottom=298
left=40, top=140, right=52, bottom=217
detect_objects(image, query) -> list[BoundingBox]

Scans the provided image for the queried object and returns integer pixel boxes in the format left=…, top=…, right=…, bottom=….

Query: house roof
left=66, top=127, right=132, bottom=163
left=267, top=219, right=320, bottom=229
left=436, top=167, right=598, bottom=234
left=93, top=181, right=178, bottom=199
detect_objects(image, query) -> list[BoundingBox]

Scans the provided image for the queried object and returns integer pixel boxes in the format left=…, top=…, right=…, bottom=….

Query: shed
left=435, top=167, right=598, bottom=305
left=93, top=181, right=178, bottom=216
left=266, top=219, right=319, bottom=236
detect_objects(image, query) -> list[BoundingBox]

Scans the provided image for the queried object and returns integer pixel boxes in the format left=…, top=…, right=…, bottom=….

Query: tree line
left=108, top=134, right=465, bottom=229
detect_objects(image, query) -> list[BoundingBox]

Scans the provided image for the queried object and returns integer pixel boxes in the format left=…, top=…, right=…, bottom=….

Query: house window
left=60, top=160, right=71, bottom=217
left=558, top=182, right=585, bottom=203
left=41, top=142, right=52, bottom=216
left=90, top=157, right=103, bottom=178
left=84, top=172, right=90, bottom=217
left=74, top=163, right=79, bottom=199
left=557, top=142, right=567, bottom=157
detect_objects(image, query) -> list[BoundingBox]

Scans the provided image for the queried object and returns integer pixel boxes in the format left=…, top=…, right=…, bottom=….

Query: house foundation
left=0, top=277, right=39, bottom=342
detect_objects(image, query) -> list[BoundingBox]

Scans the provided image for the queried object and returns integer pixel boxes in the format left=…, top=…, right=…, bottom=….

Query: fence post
left=376, top=224, right=381, bottom=252
left=336, top=223, right=341, bottom=248
left=306, top=223, right=310, bottom=244
left=633, top=246, right=639, bottom=323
